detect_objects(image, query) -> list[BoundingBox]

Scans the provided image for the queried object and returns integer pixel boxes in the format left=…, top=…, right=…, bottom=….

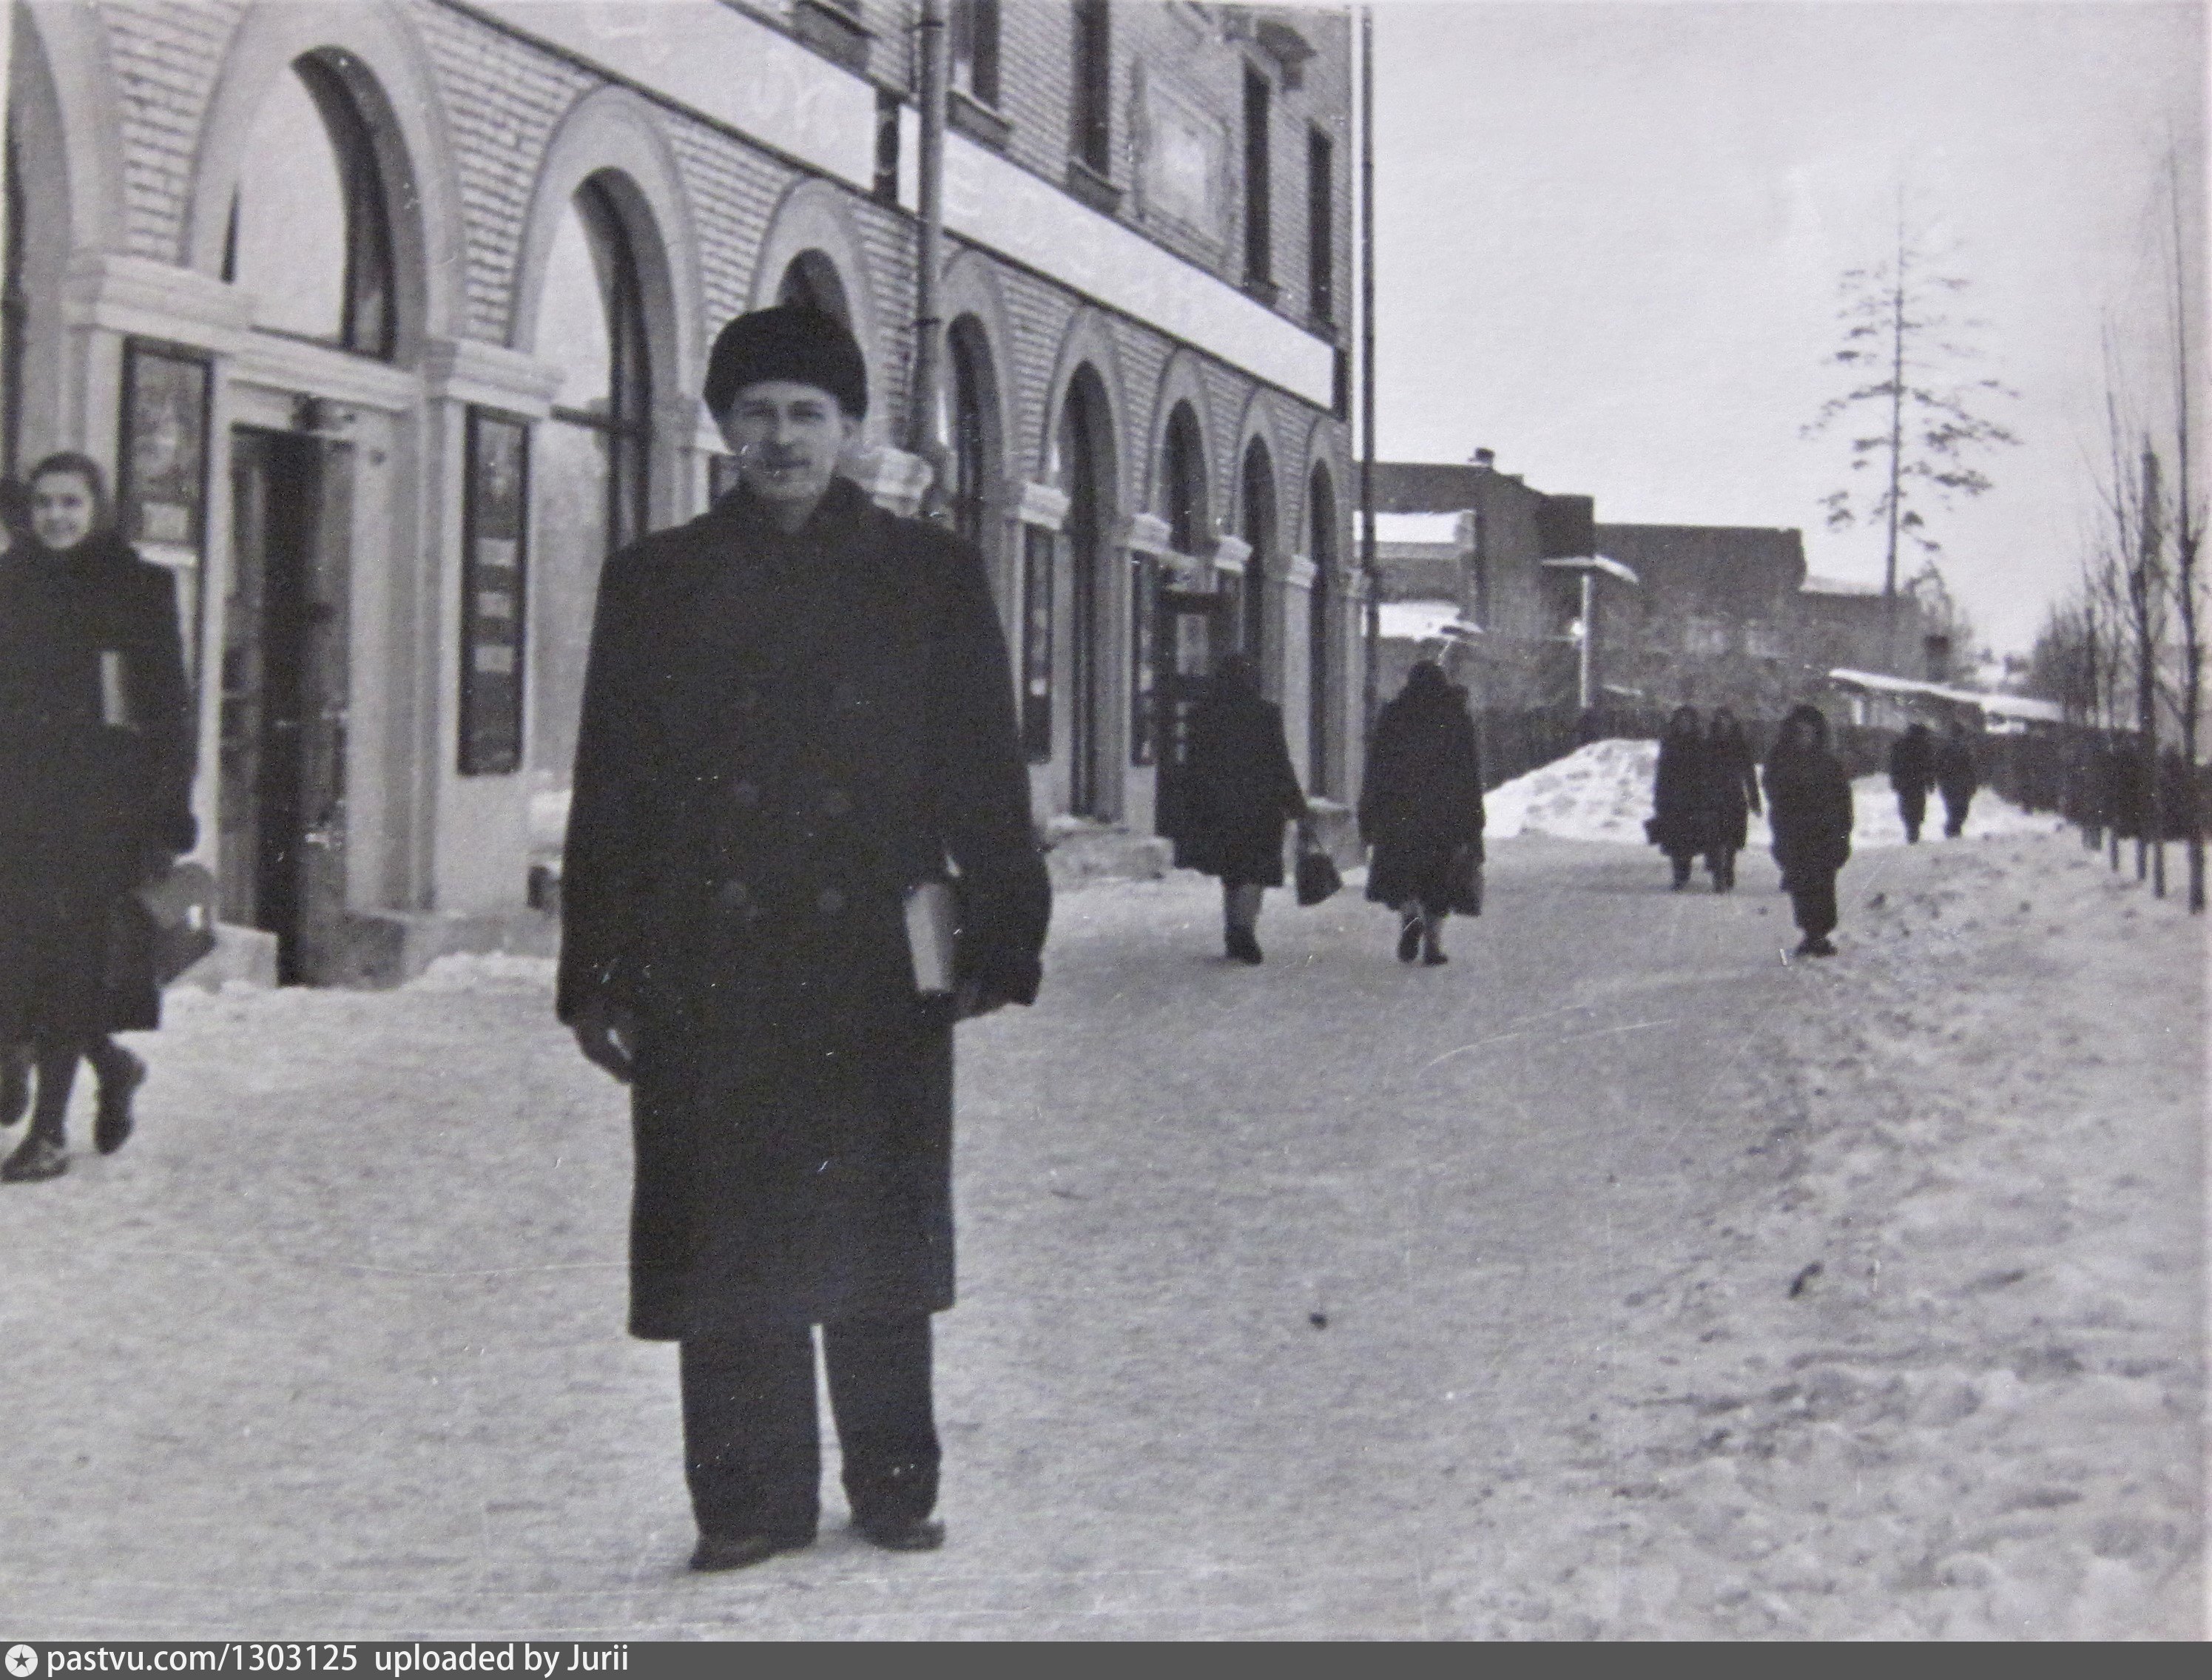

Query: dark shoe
left=1, top=1133, right=67, bottom=1183
left=688, top=1531, right=812, bottom=1573
left=1420, top=946, right=1449, bottom=966
left=1, top=1048, right=27, bottom=1128
left=1226, top=930, right=1263, bottom=965
left=95, top=1048, right=146, bottom=1156
left=1805, top=937, right=1838, bottom=957
left=1396, top=917, right=1422, bottom=963
left=854, top=1515, right=945, bottom=1553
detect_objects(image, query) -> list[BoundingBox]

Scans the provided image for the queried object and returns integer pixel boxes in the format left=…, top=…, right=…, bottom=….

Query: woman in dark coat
left=0, top=453, right=198, bottom=1181
left=1360, top=661, right=1485, bottom=965
left=1181, top=652, right=1309, bottom=964
left=1763, top=703, right=1854, bottom=958
left=1887, top=721, right=1937, bottom=843
left=1647, top=704, right=1710, bottom=890
left=1700, top=706, right=1761, bottom=892
left=1935, top=721, right=1979, bottom=837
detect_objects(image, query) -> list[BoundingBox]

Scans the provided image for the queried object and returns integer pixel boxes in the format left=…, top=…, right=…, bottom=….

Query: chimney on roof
left=1471, top=448, right=1496, bottom=469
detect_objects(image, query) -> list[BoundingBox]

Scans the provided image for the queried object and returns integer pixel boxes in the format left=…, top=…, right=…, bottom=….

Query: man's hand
left=572, top=998, right=641, bottom=1083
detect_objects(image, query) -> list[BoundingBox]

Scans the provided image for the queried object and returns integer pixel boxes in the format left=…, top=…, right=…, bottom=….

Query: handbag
left=1295, top=834, right=1343, bottom=906
left=135, top=860, right=218, bottom=986
left=1448, top=843, right=1483, bottom=917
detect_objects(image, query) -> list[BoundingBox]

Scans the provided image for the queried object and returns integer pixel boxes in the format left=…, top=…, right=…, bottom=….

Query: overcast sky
left=1363, top=0, right=2206, bottom=656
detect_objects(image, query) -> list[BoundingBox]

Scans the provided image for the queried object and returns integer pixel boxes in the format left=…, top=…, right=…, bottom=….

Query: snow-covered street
left=0, top=775, right=2201, bottom=1639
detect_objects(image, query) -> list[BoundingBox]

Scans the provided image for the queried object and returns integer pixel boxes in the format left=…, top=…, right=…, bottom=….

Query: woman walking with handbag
left=1181, top=653, right=1310, bottom=964
left=1360, top=661, right=1486, bottom=966
left=0, top=453, right=198, bottom=1181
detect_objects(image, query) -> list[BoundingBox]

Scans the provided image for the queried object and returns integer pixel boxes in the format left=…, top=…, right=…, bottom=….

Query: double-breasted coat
left=0, top=534, right=197, bottom=1045
left=556, top=478, right=1051, bottom=1340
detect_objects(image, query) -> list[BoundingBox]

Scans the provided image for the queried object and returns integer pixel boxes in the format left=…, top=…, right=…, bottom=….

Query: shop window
left=1307, top=467, right=1335, bottom=793
left=1021, top=524, right=1055, bottom=763
left=225, top=56, right=394, bottom=358
left=1130, top=550, right=1157, bottom=765
left=778, top=250, right=853, bottom=326
left=459, top=409, right=530, bottom=776
left=949, top=321, right=995, bottom=553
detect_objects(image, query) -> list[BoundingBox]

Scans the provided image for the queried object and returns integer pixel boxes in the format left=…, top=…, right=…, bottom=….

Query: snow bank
left=1486, top=737, right=2067, bottom=848
left=1449, top=833, right=2205, bottom=1638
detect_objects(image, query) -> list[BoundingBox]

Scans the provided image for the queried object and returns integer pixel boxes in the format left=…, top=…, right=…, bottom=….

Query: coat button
left=819, top=786, right=851, bottom=817
left=712, top=880, right=752, bottom=915
left=730, top=780, right=761, bottom=809
left=816, top=885, right=846, bottom=916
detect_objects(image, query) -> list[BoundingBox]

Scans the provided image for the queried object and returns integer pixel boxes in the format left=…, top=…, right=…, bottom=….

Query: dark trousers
left=679, top=1315, right=940, bottom=1540
left=1790, top=869, right=1839, bottom=940
left=1940, top=789, right=1972, bottom=837
left=1897, top=785, right=1928, bottom=841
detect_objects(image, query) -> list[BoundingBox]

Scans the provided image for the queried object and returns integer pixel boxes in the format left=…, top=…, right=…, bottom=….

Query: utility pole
left=1358, top=4, right=1380, bottom=741
left=908, top=0, right=949, bottom=520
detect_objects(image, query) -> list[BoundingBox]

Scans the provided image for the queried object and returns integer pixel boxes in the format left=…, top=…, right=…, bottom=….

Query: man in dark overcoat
left=557, top=306, right=1051, bottom=1573
left=1888, top=721, right=1937, bottom=843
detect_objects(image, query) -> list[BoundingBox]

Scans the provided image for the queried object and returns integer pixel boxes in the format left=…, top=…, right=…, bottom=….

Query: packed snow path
left=1, top=832, right=2198, bottom=1638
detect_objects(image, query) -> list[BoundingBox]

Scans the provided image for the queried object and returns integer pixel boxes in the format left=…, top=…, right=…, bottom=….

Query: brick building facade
left=2, top=0, right=1361, bottom=981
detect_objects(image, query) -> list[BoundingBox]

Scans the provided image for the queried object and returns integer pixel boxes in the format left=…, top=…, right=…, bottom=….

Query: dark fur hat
left=702, top=305, right=869, bottom=420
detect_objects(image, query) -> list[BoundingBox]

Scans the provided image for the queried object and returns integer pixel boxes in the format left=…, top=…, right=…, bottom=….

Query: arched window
left=1055, top=368, right=1116, bottom=814
left=1240, top=439, right=1277, bottom=674
left=1307, top=466, right=1336, bottom=792
left=224, top=55, right=394, bottom=357
left=1162, top=404, right=1207, bottom=556
left=530, top=177, right=653, bottom=786
left=948, top=319, right=996, bottom=553
left=778, top=251, right=852, bottom=326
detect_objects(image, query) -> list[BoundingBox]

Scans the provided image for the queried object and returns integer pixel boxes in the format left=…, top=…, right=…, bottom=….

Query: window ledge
left=1241, top=275, right=1281, bottom=308
left=1064, top=158, right=1123, bottom=215
left=792, top=0, right=871, bottom=76
left=950, top=88, right=1011, bottom=149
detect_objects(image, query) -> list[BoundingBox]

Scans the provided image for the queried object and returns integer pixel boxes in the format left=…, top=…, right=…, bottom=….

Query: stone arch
left=1037, top=307, right=1130, bottom=509
left=1144, top=348, right=1214, bottom=534
left=939, top=246, right=1016, bottom=476
left=1295, top=411, right=1353, bottom=576
left=11, top=3, right=126, bottom=254
left=513, top=88, right=701, bottom=401
left=1231, top=386, right=1292, bottom=581
left=183, top=0, right=463, bottom=356
left=749, top=177, right=887, bottom=441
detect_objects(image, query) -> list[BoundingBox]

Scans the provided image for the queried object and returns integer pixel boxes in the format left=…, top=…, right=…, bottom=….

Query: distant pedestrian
left=1360, top=661, right=1485, bottom=966
left=0, top=453, right=198, bottom=1182
left=1646, top=704, right=1709, bottom=890
left=1936, top=721, right=1979, bottom=837
left=1701, top=707, right=1760, bottom=891
left=1763, top=704, right=1853, bottom=959
left=1888, top=721, right=1936, bottom=843
left=1181, top=652, right=1309, bottom=964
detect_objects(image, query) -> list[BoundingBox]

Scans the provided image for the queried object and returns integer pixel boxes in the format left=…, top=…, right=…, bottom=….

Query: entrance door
left=221, top=428, right=353, bottom=983
left=1153, top=586, right=1218, bottom=852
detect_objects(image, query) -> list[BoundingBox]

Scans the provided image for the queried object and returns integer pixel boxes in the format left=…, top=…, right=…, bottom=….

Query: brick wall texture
left=71, top=0, right=1349, bottom=562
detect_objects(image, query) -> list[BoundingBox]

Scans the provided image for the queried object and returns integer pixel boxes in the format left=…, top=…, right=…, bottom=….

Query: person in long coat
left=0, top=453, right=197, bottom=1182
left=1700, top=706, right=1761, bottom=891
left=558, top=306, right=1051, bottom=1573
left=1646, top=704, right=1710, bottom=889
left=1763, top=703, right=1854, bottom=957
left=1360, top=661, right=1485, bottom=965
left=1888, top=721, right=1936, bottom=843
left=1180, top=652, right=1308, bottom=963
left=1936, top=721, right=1980, bottom=837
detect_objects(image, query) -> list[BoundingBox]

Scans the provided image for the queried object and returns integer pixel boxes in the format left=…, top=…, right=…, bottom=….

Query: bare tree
left=1803, top=206, right=2022, bottom=621
left=2158, top=151, right=2206, bottom=912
